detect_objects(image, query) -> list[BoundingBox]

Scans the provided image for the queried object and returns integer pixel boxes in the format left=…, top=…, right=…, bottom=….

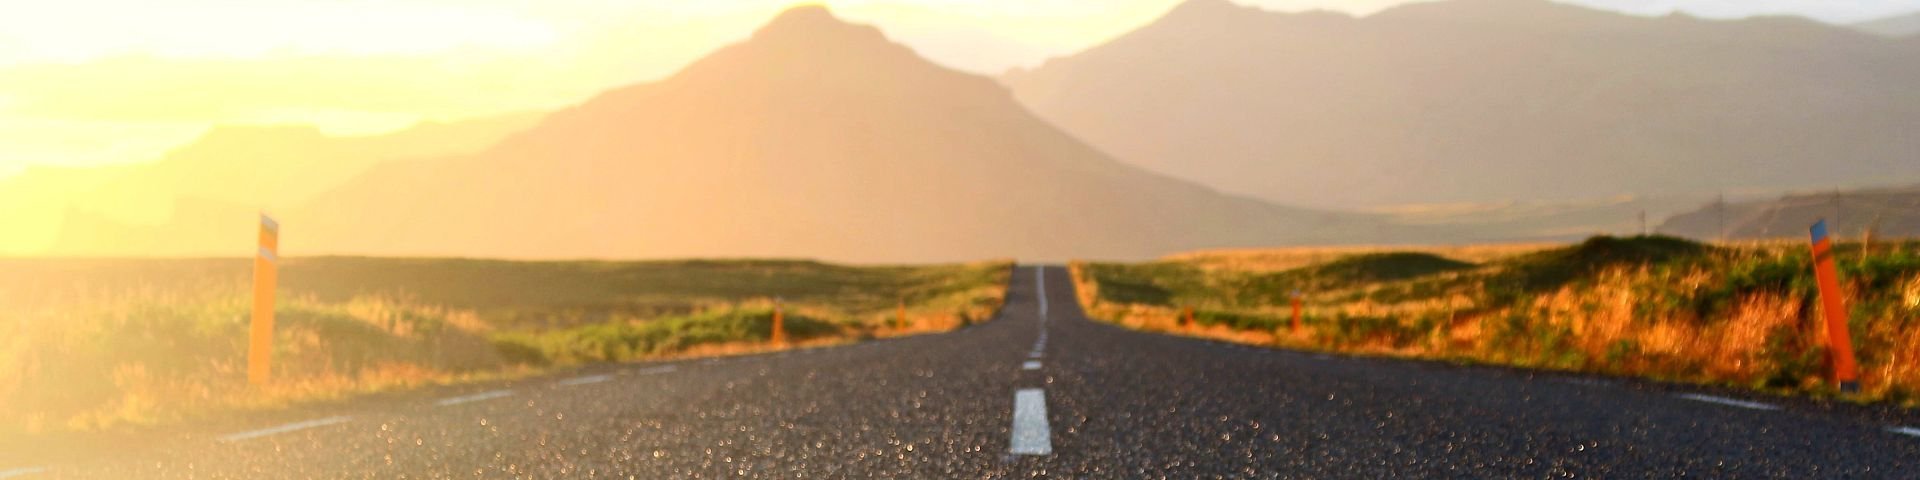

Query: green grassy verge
left=0, top=257, right=1011, bottom=435
left=1073, top=236, right=1920, bottom=404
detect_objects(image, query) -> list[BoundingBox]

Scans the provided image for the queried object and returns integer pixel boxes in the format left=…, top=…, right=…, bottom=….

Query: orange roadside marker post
left=1183, top=306, right=1195, bottom=330
left=897, top=298, right=907, bottom=330
left=1290, top=290, right=1303, bottom=334
left=1809, top=219, right=1860, bottom=393
left=248, top=214, right=279, bottom=386
left=771, top=298, right=787, bottom=346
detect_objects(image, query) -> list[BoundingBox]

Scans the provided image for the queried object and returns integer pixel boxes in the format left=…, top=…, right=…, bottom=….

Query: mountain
left=1002, top=0, right=1920, bottom=210
left=1656, top=184, right=1920, bottom=241
left=285, top=6, right=1404, bottom=262
left=14, top=113, right=540, bottom=255
left=1854, top=12, right=1920, bottom=37
left=1370, top=194, right=1713, bottom=242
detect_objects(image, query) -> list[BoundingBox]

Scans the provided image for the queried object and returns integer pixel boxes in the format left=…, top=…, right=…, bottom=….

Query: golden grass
left=0, top=258, right=1011, bottom=436
left=1076, top=238, right=1920, bottom=404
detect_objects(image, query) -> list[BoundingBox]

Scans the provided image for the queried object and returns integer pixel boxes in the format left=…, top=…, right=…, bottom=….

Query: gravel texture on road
left=17, top=266, right=1920, bottom=478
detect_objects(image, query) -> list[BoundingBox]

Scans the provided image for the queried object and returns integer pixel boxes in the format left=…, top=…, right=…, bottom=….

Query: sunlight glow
left=0, top=0, right=1913, bottom=175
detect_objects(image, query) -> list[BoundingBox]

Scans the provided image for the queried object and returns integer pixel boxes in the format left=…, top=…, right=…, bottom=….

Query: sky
left=2, top=0, right=1917, bottom=178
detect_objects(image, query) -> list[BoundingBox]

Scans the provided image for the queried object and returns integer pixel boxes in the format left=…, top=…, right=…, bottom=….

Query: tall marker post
left=1290, top=290, right=1303, bottom=334
left=1183, top=306, right=1195, bottom=330
left=771, top=297, right=786, bottom=346
left=248, top=214, right=280, bottom=386
left=1808, top=219, right=1860, bottom=393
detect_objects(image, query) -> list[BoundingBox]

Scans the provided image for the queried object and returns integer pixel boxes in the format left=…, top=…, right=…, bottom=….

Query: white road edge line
left=1676, top=393, right=1780, bottom=411
left=1029, top=351, right=1043, bottom=359
left=559, top=374, right=614, bottom=386
left=0, top=467, right=47, bottom=479
left=1010, top=388, right=1053, bottom=455
left=1888, top=426, right=1920, bottom=438
left=436, top=389, right=514, bottom=407
left=635, top=365, right=678, bottom=375
left=217, top=416, right=352, bottom=442
left=1023, top=360, right=1042, bottom=370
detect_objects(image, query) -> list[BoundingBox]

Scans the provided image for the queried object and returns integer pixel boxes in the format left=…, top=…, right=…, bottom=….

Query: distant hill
left=1002, top=0, right=1920, bottom=210
left=282, top=6, right=1407, bottom=262
left=1854, top=12, right=1920, bottom=37
left=1656, top=185, right=1920, bottom=241
left=14, top=113, right=540, bottom=255
left=1368, top=194, right=1713, bottom=242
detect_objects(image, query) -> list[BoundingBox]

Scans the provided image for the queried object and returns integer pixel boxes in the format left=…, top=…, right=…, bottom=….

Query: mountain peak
left=765, top=4, right=836, bottom=26
left=1365, top=0, right=1633, bottom=33
left=1163, top=0, right=1255, bottom=20
left=640, top=2, right=933, bottom=85
left=1374, top=0, right=1600, bottom=20
left=752, top=4, right=884, bottom=43
left=1171, top=0, right=1243, bottom=13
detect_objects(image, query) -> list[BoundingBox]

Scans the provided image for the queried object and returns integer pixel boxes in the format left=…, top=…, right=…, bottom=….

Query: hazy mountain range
left=7, top=114, right=539, bottom=255
left=1853, top=11, right=1920, bottom=37
left=1003, top=0, right=1920, bottom=210
left=10, top=0, right=1918, bottom=261
left=71, top=6, right=1407, bottom=262
left=1658, top=185, right=1920, bottom=241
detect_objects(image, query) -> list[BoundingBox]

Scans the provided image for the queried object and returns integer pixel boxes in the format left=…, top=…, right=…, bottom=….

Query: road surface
left=8, top=266, right=1919, bottom=478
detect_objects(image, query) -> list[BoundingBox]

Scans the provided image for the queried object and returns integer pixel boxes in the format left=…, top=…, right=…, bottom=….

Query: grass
left=0, top=257, right=1011, bottom=436
left=1072, top=236, right=1920, bottom=405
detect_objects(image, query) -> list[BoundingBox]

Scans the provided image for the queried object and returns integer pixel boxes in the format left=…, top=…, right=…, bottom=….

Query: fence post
left=1808, top=219, right=1860, bottom=393
left=1290, top=290, right=1303, bottom=334
left=248, top=214, right=279, bottom=386
left=771, top=297, right=786, bottom=346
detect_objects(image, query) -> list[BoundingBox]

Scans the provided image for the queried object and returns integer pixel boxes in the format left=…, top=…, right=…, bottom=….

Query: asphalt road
left=9, top=265, right=1920, bottom=478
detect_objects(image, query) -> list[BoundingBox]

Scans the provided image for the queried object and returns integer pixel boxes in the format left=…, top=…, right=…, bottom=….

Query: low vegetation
left=0, top=258, right=1010, bottom=435
left=1072, top=236, right=1920, bottom=404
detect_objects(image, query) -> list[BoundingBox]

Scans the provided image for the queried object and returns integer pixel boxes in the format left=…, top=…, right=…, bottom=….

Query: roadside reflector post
left=1290, top=290, right=1303, bottom=334
left=897, top=297, right=907, bottom=330
left=1183, top=306, right=1195, bottom=330
left=771, top=297, right=786, bottom=346
left=248, top=214, right=279, bottom=386
left=1808, top=219, right=1860, bottom=393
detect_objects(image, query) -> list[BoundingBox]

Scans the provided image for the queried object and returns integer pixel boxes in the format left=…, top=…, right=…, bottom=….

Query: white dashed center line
left=218, top=416, right=352, bottom=442
left=1022, top=360, right=1041, bottom=370
left=1888, top=426, right=1920, bottom=438
left=558, top=374, right=613, bottom=386
left=1676, top=393, right=1779, bottom=411
left=1035, top=268, right=1048, bottom=319
left=436, top=390, right=514, bottom=407
left=1010, top=389, right=1053, bottom=455
left=0, top=467, right=47, bottom=479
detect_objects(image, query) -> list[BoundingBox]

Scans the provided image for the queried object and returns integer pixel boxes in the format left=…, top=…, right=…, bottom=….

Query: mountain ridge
left=1002, top=0, right=1920, bottom=211
left=1853, top=11, right=1920, bottom=37
left=279, top=6, right=1404, bottom=262
left=15, top=112, right=542, bottom=255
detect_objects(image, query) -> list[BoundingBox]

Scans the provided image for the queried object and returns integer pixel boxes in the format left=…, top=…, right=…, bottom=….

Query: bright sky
left=2, top=0, right=1916, bottom=178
